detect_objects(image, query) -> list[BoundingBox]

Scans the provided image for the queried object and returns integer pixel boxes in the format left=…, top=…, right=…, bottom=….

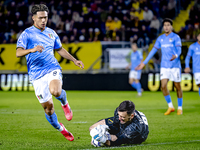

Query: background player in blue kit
left=136, top=18, right=183, bottom=115
left=16, top=4, right=84, bottom=141
left=89, top=100, right=149, bottom=147
left=126, top=43, right=143, bottom=96
left=185, top=33, right=200, bottom=96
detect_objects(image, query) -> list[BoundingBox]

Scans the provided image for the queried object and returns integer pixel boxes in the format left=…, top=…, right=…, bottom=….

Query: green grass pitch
left=0, top=91, right=200, bottom=150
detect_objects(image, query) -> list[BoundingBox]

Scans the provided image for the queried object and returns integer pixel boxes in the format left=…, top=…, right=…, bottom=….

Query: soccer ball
left=92, top=137, right=104, bottom=147
left=90, top=125, right=108, bottom=143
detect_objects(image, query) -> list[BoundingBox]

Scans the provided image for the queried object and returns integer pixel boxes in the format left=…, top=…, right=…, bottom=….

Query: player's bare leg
left=174, top=82, right=183, bottom=115
left=49, top=79, right=62, bottom=97
left=174, top=82, right=182, bottom=98
left=49, top=79, right=73, bottom=121
left=161, top=79, right=175, bottom=115
left=129, top=78, right=134, bottom=85
left=41, top=98, right=55, bottom=115
left=161, top=79, right=170, bottom=96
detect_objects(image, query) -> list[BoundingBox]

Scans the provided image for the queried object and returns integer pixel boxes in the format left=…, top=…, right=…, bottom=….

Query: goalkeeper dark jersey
left=105, top=108, right=149, bottom=146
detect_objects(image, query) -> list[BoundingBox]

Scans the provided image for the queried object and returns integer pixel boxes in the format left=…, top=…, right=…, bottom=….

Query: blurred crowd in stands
left=0, top=0, right=193, bottom=46
left=179, top=0, right=200, bottom=41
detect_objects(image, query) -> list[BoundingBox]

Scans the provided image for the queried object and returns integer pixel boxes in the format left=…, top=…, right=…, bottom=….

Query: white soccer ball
left=90, top=125, right=108, bottom=143
left=92, top=138, right=104, bottom=147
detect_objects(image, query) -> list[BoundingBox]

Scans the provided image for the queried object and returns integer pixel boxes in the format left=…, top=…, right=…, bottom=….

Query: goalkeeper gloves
left=90, top=125, right=111, bottom=145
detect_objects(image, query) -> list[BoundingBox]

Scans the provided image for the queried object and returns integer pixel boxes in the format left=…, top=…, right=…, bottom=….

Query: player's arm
left=170, top=46, right=181, bottom=61
left=56, top=47, right=84, bottom=69
left=16, top=31, right=44, bottom=57
left=135, top=47, right=158, bottom=70
left=184, top=46, right=193, bottom=73
left=16, top=46, right=44, bottom=57
left=170, top=35, right=182, bottom=61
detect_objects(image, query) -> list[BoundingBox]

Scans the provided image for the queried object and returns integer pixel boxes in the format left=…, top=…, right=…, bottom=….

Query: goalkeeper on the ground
left=89, top=100, right=149, bottom=147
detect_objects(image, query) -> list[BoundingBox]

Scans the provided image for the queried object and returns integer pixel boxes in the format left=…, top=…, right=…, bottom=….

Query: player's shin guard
left=45, top=112, right=62, bottom=131
left=55, top=89, right=67, bottom=105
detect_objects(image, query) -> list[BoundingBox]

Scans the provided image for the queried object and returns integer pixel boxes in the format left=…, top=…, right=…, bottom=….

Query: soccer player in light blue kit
left=185, top=33, right=200, bottom=96
left=136, top=18, right=183, bottom=115
left=16, top=4, right=84, bottom=141
left=126, top=43, right=143, bottom=96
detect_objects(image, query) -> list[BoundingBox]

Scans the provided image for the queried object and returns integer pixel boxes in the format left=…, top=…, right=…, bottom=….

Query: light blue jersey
left=185, top=42, right=200, bottom=73
left=144, top=32, right=182, bottom=68
left=154, top=32, right=182, bottom=68
left=131, top=51, right=143, bottom=70
left=17, top=26, right=62, bottom=81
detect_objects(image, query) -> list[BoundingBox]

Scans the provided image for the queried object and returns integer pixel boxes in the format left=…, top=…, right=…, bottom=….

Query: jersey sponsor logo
left=108, top=119, right=113, bottom=124
left=195, top=52, right=200, bottom=55
left=161, top=44, right=173, bottom=48
left=48, top=33, right=55, bottom=39
left=37, top=94, right=43, bottom=100
left=34, top=43, right=44, bottom=47
left=131, top=56, right=137, bottom=60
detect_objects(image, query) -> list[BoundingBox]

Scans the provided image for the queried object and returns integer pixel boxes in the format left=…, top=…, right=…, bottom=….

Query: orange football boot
left=164, top=107, right=175, bottom=115
left=177, top=109, right=183, bottom=115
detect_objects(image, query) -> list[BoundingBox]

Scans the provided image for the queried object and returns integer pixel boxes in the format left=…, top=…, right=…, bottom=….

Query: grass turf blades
left=0, top=91, right=200, bottom=150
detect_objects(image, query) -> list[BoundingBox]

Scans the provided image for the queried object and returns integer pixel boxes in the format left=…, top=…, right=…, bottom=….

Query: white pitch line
left=79, top=140, right=200, bottom=150
left=72, top=109, right=112, bottom=112
left=0, top=106, right=197, bottom=114
left=72, top=121, right=87, bottom=124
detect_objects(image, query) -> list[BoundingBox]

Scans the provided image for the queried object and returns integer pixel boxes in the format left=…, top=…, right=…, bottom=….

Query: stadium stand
left=0, top=0, right=192, bottom=45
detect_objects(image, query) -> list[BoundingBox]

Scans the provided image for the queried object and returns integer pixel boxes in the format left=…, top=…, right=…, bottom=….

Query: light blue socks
left=55, top=89, right=67, bottom=105
left=45, top=112, right=62, bottom=130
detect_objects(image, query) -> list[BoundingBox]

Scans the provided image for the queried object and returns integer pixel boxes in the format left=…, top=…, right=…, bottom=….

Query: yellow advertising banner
left=0, top=42, right=102, bottom=71
left=55, top=42, right=102, bottom=70
left=0, top=44, right=27, bottom=71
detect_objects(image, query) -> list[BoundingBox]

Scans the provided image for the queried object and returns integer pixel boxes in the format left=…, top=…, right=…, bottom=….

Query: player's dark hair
left=162, top=18, right=173, bottom=26
left=31, top=4, right=49, bottom=15
left=118, top=100, right=135, bottom=115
